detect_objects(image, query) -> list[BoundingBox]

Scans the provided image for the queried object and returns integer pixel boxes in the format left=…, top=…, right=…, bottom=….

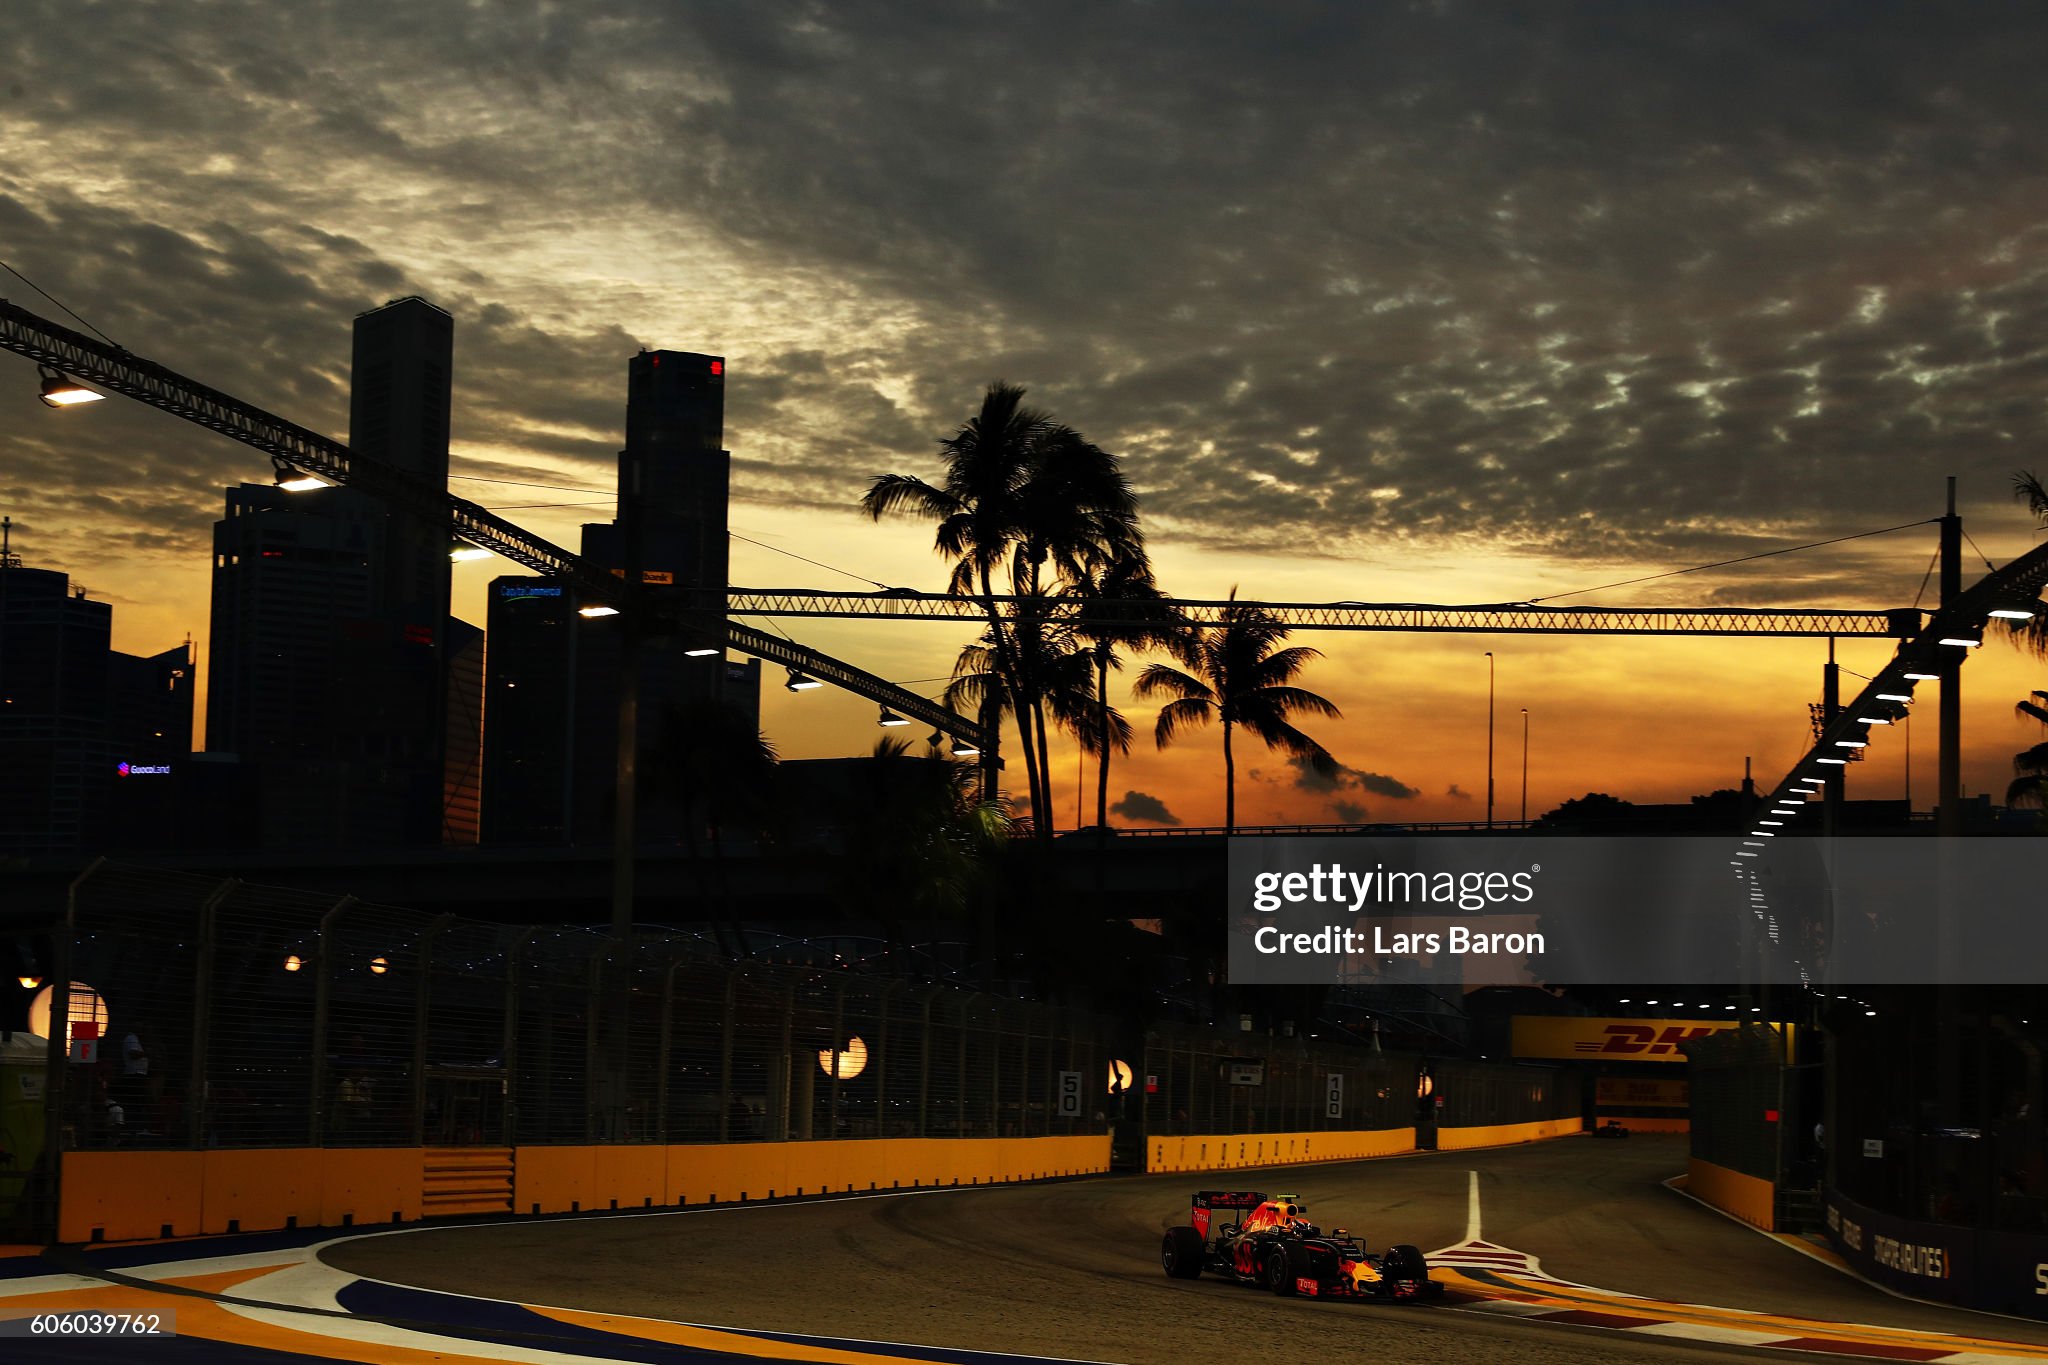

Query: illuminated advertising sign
left=1510, top=1016, right=1786, bottom=1063
left=115, top=762, right=172, bottom=776
left=498, top=584, right=563, bottom=599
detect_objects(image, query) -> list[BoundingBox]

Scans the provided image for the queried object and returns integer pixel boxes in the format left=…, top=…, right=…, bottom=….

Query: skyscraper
left=202, top=297, right=473, bottom=848
left=481, top=349, right=758, bottom=845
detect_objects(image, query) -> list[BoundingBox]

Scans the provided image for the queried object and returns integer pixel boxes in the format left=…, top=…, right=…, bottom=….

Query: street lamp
left=1484, top=651, right=1495, bottom=830
left=36, top=365, right=101, bottom=407
left=270, top=457, right=332, bottom=492
left=1519, top=706, right=1529, bottom=824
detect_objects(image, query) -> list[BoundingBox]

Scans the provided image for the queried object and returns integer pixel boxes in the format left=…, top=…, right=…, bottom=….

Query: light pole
left=1485, top=651, right=1495, bottom=830
left=1520, top=706, right=1529, bottom=824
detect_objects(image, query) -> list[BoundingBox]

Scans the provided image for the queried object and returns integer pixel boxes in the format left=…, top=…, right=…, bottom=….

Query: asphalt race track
left=321, top=1135, right=2048, bottom=1363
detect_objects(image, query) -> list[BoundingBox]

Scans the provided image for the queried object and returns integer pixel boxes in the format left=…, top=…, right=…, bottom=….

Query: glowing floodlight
left=818, top=1036, right=868, bottom=1080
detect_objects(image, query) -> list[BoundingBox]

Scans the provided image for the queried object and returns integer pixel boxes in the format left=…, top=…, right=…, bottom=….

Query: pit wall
left=1146, top=1117, right=1579, bottom=1173
left=57, top=1136, right=1109, bottom=1245
left=1685, top=1156, right=1775, bottom=1232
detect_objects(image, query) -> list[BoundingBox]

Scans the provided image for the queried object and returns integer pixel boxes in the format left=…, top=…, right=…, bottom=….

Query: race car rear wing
left=1193, top=1191, right=1267, bottom=1209
left=1191, top=1190, right=1266, bottom=1240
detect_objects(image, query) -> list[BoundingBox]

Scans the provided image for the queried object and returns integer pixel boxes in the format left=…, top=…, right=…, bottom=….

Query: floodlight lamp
left=1875, top=693, right=1913, bottom=703
left=878, top=706, right=910, bottom=727
left=578, top=604, right=620, bottom=618
left=450, top=542, right=492, bottom=562
left=1903, top=671, right=1940, bottom=681
left=1937, top=635, right=1981, bottom=648
left=271, top=458, right=331, bottom=492
left=949, top=741, right=980, bottom=758
left=683, top=646, right=720, bottom=657
left=37, top=366, right=102, bottom=407
left=1818, top=757, right=1848, bottom=765
left=785, top=669, right=822, bottom=692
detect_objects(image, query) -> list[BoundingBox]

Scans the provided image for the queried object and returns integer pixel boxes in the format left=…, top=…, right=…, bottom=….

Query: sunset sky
left=4, top=2, right=2047, bottom=830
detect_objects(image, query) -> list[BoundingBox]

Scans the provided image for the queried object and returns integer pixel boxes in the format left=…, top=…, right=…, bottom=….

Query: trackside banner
left=1225, top=836, right=2048, bottom=987
left=1520, top=1018, right=1746, bottom=1065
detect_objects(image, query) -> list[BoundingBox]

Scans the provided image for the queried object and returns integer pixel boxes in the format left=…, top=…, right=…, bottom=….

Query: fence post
left=956, top=995, right=971, bottom=1137
left=656, top=957, right=681, bottom=1144
left=983, top=998, right=999, bottom=1137
left=777, top=983, right=795, bottom=1142
left=916, top=990, right=933, bottom=1138
left=875, top=982, right=894, bottom=1139
left=716, top=969, right=737, bottom=1142
left=503, top=928, right=536, bottom=1146
left=1012, top=1005, right=1029, bottom=1138
left=308, top=896, right=356, bottom=1146
left=827, top=982, right=845, bottom=1141
left=413, top=916, right=453, bottom=1148
left=188, top=878, right=236, bottom=1148
left=44, top=859, right=102, bottom=1236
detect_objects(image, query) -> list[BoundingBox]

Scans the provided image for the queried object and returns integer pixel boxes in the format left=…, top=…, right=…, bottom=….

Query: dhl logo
left=1572, top=1024, right=1719, bottom=1055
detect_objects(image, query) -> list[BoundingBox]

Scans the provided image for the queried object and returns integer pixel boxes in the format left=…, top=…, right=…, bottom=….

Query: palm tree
left=862, top=383, right=1137, bottom=835
left=1134, top=589, right=1342, bottom=831
left=1069, top=546, right=1179, bottom=828
left=2011, top=472, right=2048, bottom=657
left=2009, top=691, right=2048, bottom=813
left=946, top=615, right=1122, bottom=830
left=841, top=737, right=1016, bottom=934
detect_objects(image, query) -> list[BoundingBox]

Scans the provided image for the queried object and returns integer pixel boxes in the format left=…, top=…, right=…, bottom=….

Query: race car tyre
left=1380, top=1244, right=1429, bottom=1283
left=1162, top=1226, right=1205, bottom=1279
left=1264, top=1243, right=1304, bottom=1296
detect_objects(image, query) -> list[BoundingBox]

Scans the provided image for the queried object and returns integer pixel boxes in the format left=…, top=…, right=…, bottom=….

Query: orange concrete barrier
left=1146, top=1128, right=1415, bottom=1173
left=1686, top=1156, right=1774, bottom=1232
left=58, top=1151, right=205, bottom=1244
left=1434, top=1117, right=1582, bottom=1151
left=58, top=1134, right=1113, bottom=1243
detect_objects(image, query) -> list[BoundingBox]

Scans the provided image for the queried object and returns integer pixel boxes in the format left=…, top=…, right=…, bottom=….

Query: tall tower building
left=202, top=296, right=470, bottom=848
left=480, top=349, right=758, bottom=846
left=622, top=349, right=728, bottom=617
left=349, top=296, right=454, bottom=628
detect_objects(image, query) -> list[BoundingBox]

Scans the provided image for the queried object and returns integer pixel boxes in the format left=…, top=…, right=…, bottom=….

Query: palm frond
left=862, top=474, right=957, bottom=523
left=1153, top=696, right=1214, bottom=747
left=1133, top=662, right=1212, bottom=703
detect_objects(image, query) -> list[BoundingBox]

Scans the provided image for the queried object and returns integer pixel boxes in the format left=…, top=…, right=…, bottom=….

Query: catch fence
left=38, top=863, right=1127, bottom=1158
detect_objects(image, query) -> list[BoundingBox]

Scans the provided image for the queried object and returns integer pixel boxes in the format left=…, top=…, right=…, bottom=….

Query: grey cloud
left=1111, top=790, right=1181, bottom=826
left=7, top=0, right=2048, bottom=607
left=1330, top=800, right=1367, bottom=824
left=1287, top=756, right=1418, bottom=801
left=1446, top=784, right=1473, bottom=801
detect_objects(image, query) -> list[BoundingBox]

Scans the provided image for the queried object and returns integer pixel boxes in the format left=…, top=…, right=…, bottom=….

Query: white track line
left=1465, top=1169, right=1481, bottom=1242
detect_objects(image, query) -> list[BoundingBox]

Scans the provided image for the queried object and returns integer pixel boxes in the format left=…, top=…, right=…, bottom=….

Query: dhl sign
left=1511, top=1016, right=1790, bottom=1063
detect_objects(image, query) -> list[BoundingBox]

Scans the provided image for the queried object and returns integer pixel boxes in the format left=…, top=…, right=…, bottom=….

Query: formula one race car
left=1592, top=1120, right=1632, bottom=1139
left=1160, top=1191, right=1444, bottom=1302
